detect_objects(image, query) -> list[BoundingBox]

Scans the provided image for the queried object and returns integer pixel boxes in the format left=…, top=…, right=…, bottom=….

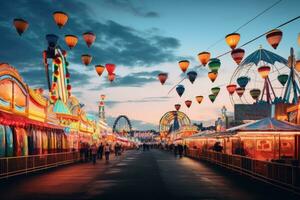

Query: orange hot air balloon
left=185, top=100, right=192, bottom=108
left=158, top=73, right=168, bottom=85
left=226, top=84, right=237, bottom=95
left=108, top=73, right=116, bottom=82
left=178, top=60, right=190, bottom=73
left=231, top=48, right=245, bottom=65
left=64, top=35, right=78, bottom=49
left=266, top=29, right=282, bottom=49
left=175, top=104, right=181, bottom=111
left=95, top=65, right=105, bottom=76
left=105, top=63, right=116, bottom=74
left=258, top=66, right=271, bottom=79
left=236, top=87, right=245, bottom=97
left=13, top=18, right=29, bottom=36
left=195, top=96, right=203, bottom=104
left=81, top=54, right=92, bottom=66
left=198, top=52, right=210, bottom=66
left=225, top=33, right=240, bottom=49
left=208, top=72, right=218, bottom=82
left=53, top=11, right=68, bottom=28
left=295, top=60, right=300, bottom=72
left=83, top=32, right=96, bottom=47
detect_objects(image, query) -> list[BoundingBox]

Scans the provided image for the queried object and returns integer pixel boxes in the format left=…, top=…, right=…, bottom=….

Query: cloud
left=103, top=0, right=159, bottom=18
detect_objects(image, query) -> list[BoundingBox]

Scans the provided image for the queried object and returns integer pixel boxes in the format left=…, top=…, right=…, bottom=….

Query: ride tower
left=98, top=94, right=106, bottom=122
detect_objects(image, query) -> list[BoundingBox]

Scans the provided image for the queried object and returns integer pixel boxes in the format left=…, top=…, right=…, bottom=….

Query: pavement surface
left=0, top=149, right=299, bottom=200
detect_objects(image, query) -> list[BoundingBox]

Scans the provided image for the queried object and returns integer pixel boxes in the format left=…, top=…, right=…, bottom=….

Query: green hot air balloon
left=211, top=87, right=220, bottom=96
left=208, top=58, right=221, bottom=72
left=209, top=94, right=217, bottom=103
left=277, top=74, right=288, bottom=86
left=250, top=89, right=261, bottom=100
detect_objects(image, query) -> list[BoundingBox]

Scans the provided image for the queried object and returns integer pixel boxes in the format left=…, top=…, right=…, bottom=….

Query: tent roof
left=237, top=118, right=300, bottom=131
left=240, top=48, right=287, bottom=66
left=53, top=99, right=71, bottom=115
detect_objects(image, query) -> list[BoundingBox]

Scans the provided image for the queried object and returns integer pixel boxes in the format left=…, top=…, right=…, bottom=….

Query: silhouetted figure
left=98, top=143, right=104, bottom=159
left=104, top=143, right=111, bottom=164
left=178, top=144, right=184, bottom=158
left=234, top=142, right=246, bottom=156
left=213, top=142, right=223, bottom=152
left=174, top=144, right=178, bottom=157
left=184, top=144, right=188, bottom=156
left=91, top=143, right=97, bottom=165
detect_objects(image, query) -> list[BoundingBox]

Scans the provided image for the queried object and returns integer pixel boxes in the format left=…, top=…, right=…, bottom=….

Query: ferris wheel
left=113, top=115, right=132, bottom=135
left=228, top=47, right=300, bottom=105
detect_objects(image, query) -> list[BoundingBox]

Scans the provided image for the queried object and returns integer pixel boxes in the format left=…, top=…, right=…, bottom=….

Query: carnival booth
left=0, top=63, right=65, bottom=157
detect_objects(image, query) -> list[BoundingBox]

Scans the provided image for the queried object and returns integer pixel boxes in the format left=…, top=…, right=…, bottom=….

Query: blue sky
left=0, top=0, right=299, bottom=130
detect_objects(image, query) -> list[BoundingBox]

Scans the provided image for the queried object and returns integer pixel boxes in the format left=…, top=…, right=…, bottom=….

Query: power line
left=206, top=0, right=283, bottom=51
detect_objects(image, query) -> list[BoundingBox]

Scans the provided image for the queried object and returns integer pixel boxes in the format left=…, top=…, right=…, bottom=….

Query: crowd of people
left=79, top=142, right=125, bottom=165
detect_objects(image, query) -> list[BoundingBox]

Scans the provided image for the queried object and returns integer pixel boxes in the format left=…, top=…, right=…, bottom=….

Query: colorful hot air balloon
left=83, top=32, right=96, bottom=47
left=266, top=29, right=282, bottom=49
left=187, top=71, right=197, bottom=84
left=178, top=60, right=190, bottom=73
left=53, top=11, right=68, bottom=28
left=211, top=87, right=220, bottom=96
left=226, top=84, right=237, bottom=95
left=209, top=94, right=216, bottom=103
left=236, top=87, right=245, bottom=97
left=195, top=96, right=203, bottom=104
left=237, top=76, right=249, bottom=88
left=225, top=33, right=240, bottom=49
left=198, top=52, right=211, bottom=66
left=231, top=48, right=245, bottom=65
left=250, top=89, right=261, bottom=100
left=13, top=18, right=29, bottom=36
left=185, top=100, right=192, bottom=108
left=258, top=66, right=271, bottom=79
left=158, top=73, right=168, bottom=85
left=64, top=35, right=78, bottom=49
left=81, top=54, right=92, bottom=66
left=295, top=60, right=300, bottom=72
left=208, top=58, right=221, bottom=72
left=95, top=65, right=105, bottom=77
left=108, top=73, right=116, bottom=82
left=175, top=104, right=181, bottom=111
left=208, top=72, right=218, bottom=82
left=277, top=74, right=288, bottom=86
left=176, top=85, right=185, bottom=97
left=105, top=63, right=116, bottom=74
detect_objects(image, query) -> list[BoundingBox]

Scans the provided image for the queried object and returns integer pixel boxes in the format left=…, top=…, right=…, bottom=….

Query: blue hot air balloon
left=187, top=71, right=197, bottom=84
left=176, top=85, right=185, bottom=97
left=237, top=76, right=250, bottom=88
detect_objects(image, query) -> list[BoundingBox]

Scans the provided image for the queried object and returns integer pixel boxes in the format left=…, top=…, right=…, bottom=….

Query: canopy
left=53, top=99, right=71, bottom=115
left=237, top=118, right=300, bottom=131
left=240, top=48, right=287, bottom=66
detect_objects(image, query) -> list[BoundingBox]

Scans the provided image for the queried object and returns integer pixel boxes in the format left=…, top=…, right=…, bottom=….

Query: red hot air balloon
left=158, top=73, right=168, bottom=85
left=266, top=29, right=282, bottom=49
left=231, top=48, right=245, bottom=65
left=83, top=32, right=96, bottom=47
left=185, top=100, right=192, bottom=108
left=226, top=84, right=237, bottom=95
left=106, top=63, right=116, bottom=74
left=236, top=87, right=245, bottom=97
left=108, top=73, right=116, bottom=82
left=13, top=18, right=29, bottom=36
left=81, top=54, right=92, bottom=66
left=175, top=104, right=181, bottom=111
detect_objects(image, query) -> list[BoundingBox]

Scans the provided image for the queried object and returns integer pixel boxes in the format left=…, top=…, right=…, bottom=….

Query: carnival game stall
left=0, top=63, right=65, bottom=157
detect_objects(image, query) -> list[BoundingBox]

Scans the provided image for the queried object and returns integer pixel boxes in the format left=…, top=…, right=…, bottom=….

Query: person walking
left=178, top=144, right=184, bottom=158
left=104, top=143, right=111, bottom=164
left=174, top=143, right=178, bottom=157
left=98, top=143, right=104, bottom=159
left=91, top=143, right=97, bottom=165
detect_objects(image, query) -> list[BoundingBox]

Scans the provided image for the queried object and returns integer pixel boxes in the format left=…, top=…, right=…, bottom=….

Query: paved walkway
left=0, top=150, right=299, bottom=200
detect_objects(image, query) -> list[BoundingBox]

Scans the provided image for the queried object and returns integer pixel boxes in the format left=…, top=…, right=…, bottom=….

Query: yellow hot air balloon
left=178, top=60, right=189, bottom=73
left=225, top=33, right=240, bottom=49
left=53, top=11, right=68, bottom=28
left=195, top=96, right=203, bottom=104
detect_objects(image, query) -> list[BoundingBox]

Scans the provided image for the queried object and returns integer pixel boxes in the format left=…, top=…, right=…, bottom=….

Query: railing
left=0, top=151, right=80, bottom=179
left=187, top=149, right=300, bottom=194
